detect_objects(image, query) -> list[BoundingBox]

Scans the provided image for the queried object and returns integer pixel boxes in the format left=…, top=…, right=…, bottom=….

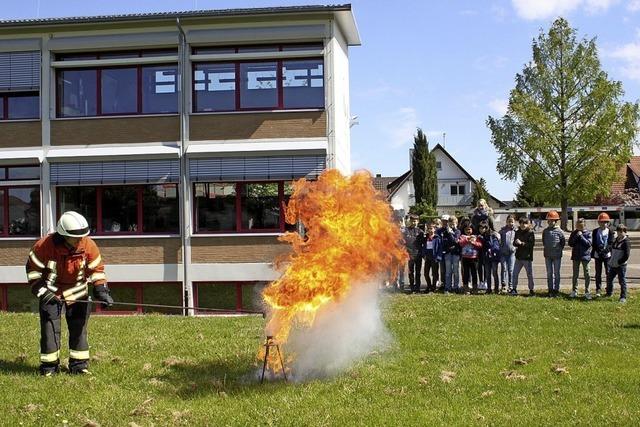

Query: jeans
left=606, top=265, right=627, bottom=299
left=443, top=253, right=460, bottom=291
left=501, top=253, right=515, bottom=289
left=572, top=259, right=591, bottom=292
left=461, top=258, right=478, bottom=292
left=483, top=258, right=500, bottom=291
left=545, top=257, right=562, bottom=292
left=439, top=259, right=446, bottom=289
left=594, top=258, right=608, bottom=292
left=513, top=259, right=534, bottom=291
left=408, top=255, right=423, bottom=292
left=423, top=257, right=439, bottom=291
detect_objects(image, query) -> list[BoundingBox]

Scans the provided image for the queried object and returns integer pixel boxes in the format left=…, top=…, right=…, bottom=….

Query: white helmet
left=57, top=211, right=90, bottom=237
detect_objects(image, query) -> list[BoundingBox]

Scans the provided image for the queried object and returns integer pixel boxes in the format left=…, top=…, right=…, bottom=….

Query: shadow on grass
left=0, top=359, right=36, bottom=375
left=622, top=323, right=640, bottom=329
left=157, top=356, right=288, bottom=398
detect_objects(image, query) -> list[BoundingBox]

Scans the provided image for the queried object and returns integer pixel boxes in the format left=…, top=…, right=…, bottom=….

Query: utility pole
left=443, top=132, right=446, bottom=148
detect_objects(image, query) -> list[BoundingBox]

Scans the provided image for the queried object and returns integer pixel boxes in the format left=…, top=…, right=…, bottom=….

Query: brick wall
left=51, top=116, right=180, bottom=145
left=191, top=236, right=291, bottom=263
left=0, top=240, right=38, bottom=265
left=0, top=121, right=42, bottom=148
left=190, top=111, right=326, bottom=141
left=95, top=238, right=182, bottom=264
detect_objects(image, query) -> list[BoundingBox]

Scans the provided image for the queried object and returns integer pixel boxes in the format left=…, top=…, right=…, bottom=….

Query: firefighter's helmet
left=57, top=211, right=90, bottom=237
left=597, top=212, right=611, bottom=222
left=546, top=210, right=560, bottom=221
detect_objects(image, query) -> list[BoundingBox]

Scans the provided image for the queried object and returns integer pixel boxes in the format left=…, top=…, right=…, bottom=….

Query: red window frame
left=0, top=184, right=41, bottom=237
left=0, top=92, right=40, bottom=120
left=192, top=43, right=324, bottom=113
left=55, top=50, right=178, bottom=118
left=0, top=284, right=8, bottom=311
left=93, top=282, right=183, bottom=315
left=193, top=181, right=287, bottom=234
left=55, top=184, right=179, bottom=236
left=193, top=281, right=264, bottom=315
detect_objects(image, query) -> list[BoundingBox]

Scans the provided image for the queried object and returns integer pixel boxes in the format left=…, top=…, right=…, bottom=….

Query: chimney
left=375, top=173, right=381, bottom=178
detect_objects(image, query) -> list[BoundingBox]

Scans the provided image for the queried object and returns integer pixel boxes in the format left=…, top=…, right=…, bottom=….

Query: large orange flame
left=259, top=169, right=408, bottom=374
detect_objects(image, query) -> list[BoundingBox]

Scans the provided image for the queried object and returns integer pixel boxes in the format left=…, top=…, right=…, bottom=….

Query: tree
left=513, top=166, right=546, bottom=207
left=487, top=18, right=639, bottom=229
left=471, top=177, right=490, bottom=208
left=411, top=128, right=438, bottom=207
left=409, top=201, right=438, bottom=224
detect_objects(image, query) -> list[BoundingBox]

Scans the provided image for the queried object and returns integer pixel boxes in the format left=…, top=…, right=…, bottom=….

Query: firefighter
left=26, top=211, right=114, bottom=376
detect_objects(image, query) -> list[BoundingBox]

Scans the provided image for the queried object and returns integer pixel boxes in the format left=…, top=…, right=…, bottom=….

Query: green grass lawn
left=1, top=292, right=639, bottom=426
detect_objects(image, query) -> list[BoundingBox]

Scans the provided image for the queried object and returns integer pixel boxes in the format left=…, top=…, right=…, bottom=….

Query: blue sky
left=2, top=0, right=640, bottom=200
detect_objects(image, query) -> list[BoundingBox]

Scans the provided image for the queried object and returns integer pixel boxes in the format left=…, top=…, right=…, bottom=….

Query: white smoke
left=285, top=280, right=390, bottom=382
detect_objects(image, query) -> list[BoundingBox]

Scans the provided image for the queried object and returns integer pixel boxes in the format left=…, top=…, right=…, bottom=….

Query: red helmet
left=597, top=212, right=610, bottom=222
left=546, top=210, right=560, bottom=221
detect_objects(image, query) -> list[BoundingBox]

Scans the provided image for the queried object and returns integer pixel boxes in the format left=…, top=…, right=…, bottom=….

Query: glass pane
left=142, top=283, right=182, bottom=314
left=101, top=68, right=138, bottom=114
left=99, top=51, right=139, bottom=59
left=57, top=53, right=98, bottom=61
left=240, top=62, right=277, bottom=109
left=241, top=283, right=266, bottom=311
left=284, top=182, right=296, bottom=232
left=58, top=69, right=97, bottom=117
left=0, top=189, right=4, bottom=234
left=197, top=284, right=237, bottom=311
left=240, top=183, right=280, bottom=230
left=7, top=166, right=39, bottom=180
left=194, top=183, right=236, bottom=232
left=7, top=286, right=36, bottom=313
left=459, top=185, right=466, bottom=195
left=8, top=187, right=39, bottom=235
left=193, top=47, right=236, bottom=55
left=58, top=187, right=97, bottom=234
left=283, top=60, right=324, bottom=109
left=143, top=184, right=179, bottom=233
left=142, top=65, right=178, bottom=114
left=102, top=187, right=138, bottom=233
left=237, top=46, right=278, bottom=53
left=194, top=63, right=236, bottom=112
left=109, top=286, right=137, bottom=306
left=141, top=49, right=178, bottom=57
left=0, top=97, right=4, bottom=119
left=8, top=94, right=39, bottom=119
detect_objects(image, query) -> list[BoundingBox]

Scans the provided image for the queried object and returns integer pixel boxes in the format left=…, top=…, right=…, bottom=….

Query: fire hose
left=70, top=299, right=265, bottom=317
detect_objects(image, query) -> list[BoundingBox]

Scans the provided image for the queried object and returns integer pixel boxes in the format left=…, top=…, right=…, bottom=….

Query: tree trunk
left=560, top=196, right=569, bottom=231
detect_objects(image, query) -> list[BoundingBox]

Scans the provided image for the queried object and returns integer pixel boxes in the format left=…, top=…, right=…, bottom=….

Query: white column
left=40, top=36, right=53, bottom=236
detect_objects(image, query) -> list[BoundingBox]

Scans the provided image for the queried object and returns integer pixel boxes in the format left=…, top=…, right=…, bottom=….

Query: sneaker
left=605, top=293, right=613, bottom=298
left=509, top=289, right=518, bottom=296
left=569, top=290, right=577, bottom=298
left=529, top=289, right=535, bottom=296
left=501, top=286, right=507, bottom=294
left=595, top=291, right=601, bottom=298
left=620, top=297, right=627, bottom=304
left=585, top=292, right=592, bottom=300
left=444, top=291, right=450, bottom=295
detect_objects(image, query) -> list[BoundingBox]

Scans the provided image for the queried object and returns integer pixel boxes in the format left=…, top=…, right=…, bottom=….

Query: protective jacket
left=26, top=233, right=106, bottom=303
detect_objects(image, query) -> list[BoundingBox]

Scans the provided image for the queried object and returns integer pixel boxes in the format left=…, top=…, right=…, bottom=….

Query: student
left=542, top=210, right=565, bottom=297
left=422, top=222, right=442, bottom=293
left=479, top=220, right=501, bottom=294
left=459, top=223, right=482, bottom=294
left=499, top=215, right=517, bottom=293
left=606, top=224, right=630, bottom=303
left=591, top=212, right=613, bottom=297
left=511, top=217, right=535, bottom=296
left=568, top=218, right=592, bottom=299
left=441, top=215, right=461, bottom=293
left=402, top=214, right=425, bottom=293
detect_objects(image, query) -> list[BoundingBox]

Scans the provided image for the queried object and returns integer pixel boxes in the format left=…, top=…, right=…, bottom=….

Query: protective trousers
left=39, top=298, right=91, bottom=373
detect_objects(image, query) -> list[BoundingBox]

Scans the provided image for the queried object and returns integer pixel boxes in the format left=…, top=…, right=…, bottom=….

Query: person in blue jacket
left=422, top=221, right=442, bottom=293
left=568, top=218, right=592, bottom=299
left=591, top=212, right=613, bottom=297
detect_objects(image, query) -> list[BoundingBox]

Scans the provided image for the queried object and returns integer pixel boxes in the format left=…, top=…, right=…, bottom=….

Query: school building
left=0, top=5, right=360, bottom=313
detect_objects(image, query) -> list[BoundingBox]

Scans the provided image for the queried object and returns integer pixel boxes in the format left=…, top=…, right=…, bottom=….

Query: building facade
left=0, top=5, right=360, bottom=313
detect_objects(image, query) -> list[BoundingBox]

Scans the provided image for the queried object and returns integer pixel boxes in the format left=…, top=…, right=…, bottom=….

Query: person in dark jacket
left=479, top=220, right=501, bottom=294
left=568, top=218, right=592, bottom=299
left=591, top=212, right=613, bottom=297
left=542, top=210, right=565, bottom=297
left=470, top=199, right=494, bottom=232
left=422, top=222, right=442, bottom=293
left=499, top=215, right=517, bottom=293
left=511, top=217, right=535, bottom=295
left=459, top=223, right=483, bottom=294
left=402, top=214, right=425, bottom=293
left=606, top=224, right=630, bottom=303
left=441, top=215, right=461, bottom=293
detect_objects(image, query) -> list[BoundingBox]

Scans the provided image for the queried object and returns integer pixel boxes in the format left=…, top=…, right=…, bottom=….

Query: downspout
left=176, top=18, right=194, bottom=316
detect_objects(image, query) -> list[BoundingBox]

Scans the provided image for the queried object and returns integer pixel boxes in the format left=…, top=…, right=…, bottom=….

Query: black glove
left=31, top=279, right=60, bottom=305
left=93, top=284, right=114, bottom=308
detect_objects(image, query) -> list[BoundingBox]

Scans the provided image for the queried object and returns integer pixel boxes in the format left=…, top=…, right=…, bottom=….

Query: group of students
left=400, top=200, right=630, bottom=302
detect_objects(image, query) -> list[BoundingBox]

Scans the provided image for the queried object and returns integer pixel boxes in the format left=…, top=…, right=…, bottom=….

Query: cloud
left=473, top=55, right=509, bottom=71
left=630, top=0, right=640, bottom=11
left=511, top=0, right=618, bottom=20
left=488, top=98, right=509, bottom=116
left=382, top=107, right=421, bottom=148
left=609, top=37, right=640, bottom=80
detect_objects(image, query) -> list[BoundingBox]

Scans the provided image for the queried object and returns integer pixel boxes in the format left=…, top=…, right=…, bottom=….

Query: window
left=450, top=184, right=466, bottom=196
left=450, top=185, right=458, bottom=196
left=0, top=93, right=39, bottom=120
left=459, top=185, right=466, bottom=195
left=56, top=55, right=178, bottom=117
left=436, top=161, right=442, bottom=170
left=56, top=184, right=179, bottom=235
left=192, top=44, right=324, bottom=112
left=194, top=282, right=266, bottom=314
left=194, top=181, right=290, bottom=233
left=0, top=166, right=40, bottom=237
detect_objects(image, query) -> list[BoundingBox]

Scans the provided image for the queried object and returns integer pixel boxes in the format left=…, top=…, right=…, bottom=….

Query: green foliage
left=514, top=166, right=547, bottom=207
left=1, top=294, right=640, bottom=425
left=409, top=201, right=438, bottom=224
left=487, top=18, right=640, bottom=228
left=411, top=128, right=437, bottom=207
left=471, top=178, right=490, bottom=208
